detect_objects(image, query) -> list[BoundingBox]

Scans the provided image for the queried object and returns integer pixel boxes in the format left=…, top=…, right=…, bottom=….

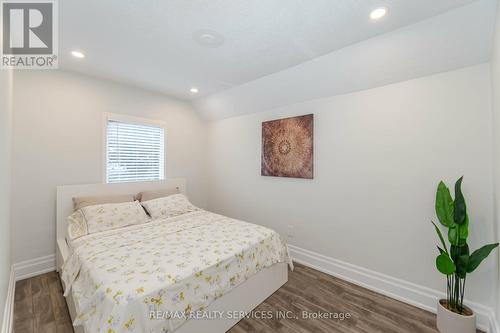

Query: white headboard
left=56, top=179, right=186, bottom=271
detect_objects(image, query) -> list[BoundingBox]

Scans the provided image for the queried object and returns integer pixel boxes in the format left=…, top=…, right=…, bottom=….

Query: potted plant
left=432, top=176, right=498, bottom=333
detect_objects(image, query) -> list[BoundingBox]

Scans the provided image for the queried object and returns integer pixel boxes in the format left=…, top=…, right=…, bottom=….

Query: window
left=105, top=114, right=165, bottom=183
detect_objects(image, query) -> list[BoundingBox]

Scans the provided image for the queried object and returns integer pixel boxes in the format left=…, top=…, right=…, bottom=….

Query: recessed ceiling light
left=71, top=50, right=85, bottom=58
left=370, top=7, right=388, bottom=20
left=190, top=87, right=199, bottom=94
left=193, top=30, right=225, bottom=48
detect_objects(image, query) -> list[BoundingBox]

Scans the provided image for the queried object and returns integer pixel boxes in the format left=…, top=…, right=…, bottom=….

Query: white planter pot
left=436, top=299, right=476, bottom=333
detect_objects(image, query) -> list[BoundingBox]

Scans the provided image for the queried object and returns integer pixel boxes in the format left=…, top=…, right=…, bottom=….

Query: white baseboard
left=13, top=254, right=56, bottom=281
left=289, top=244, right=497, bottom=333
left=1, top=269, right=14, bottom=333
left=0, top=255, right=57, bottom=333
left=491, top=313, right=500, bottom=333
left=482, top=309, right=499, bottom=333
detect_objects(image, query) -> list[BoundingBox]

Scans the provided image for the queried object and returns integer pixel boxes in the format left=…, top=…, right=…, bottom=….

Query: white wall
left=0, top=68, right=13, bottom=327
left=11, top=71, right=207, bottom=264
left=206, top=64, right=497, bottom=308
left=490, top=0, right=500, bottom=324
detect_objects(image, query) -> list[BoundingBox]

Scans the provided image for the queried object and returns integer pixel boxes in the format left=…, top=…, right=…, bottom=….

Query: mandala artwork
left=261, top=114, right=313, bottom=179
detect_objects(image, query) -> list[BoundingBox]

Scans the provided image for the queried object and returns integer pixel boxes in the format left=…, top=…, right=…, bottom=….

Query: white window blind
left=106, top=119, right=165, bottom=183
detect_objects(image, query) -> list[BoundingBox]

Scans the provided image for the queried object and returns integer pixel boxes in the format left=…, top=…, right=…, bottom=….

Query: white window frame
left=103, top=112, right=167, bottom=184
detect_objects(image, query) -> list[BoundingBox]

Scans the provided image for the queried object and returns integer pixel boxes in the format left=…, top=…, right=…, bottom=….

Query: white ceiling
left=195, top=0, right=497, bottom=120
left=59, top=0, right=479, bottom=100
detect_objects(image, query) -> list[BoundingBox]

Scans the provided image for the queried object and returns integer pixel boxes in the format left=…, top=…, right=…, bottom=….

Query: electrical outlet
left=287, top=224, right=294, bottom=239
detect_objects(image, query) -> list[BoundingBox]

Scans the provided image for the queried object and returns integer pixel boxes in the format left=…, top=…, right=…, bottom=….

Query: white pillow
left=141, top=194, right=199, bottom=219
left=82, top=200, right=149, bottom=234
left=67, top=210, right=88, bottom=241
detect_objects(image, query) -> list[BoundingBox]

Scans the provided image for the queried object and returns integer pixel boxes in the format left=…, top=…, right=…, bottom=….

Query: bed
left=56, top=179, right=290, bottom=333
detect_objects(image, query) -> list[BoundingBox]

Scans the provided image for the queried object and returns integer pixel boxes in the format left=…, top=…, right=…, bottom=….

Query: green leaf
left=435, top=181, right=454, bottom=227
left=448, top=226, right=458, bottom=246
left=437, top=246, right=445, bottom=255
left=449, top=226, right=467, bottom=246
left=436, top=253, right=456, bottom=275
left=459, top=213, right=469, bottom=240
left=456, top=254, right=469, bottom=278
left=432, top=221, right=449, bottom=254
left=453, top=177, right=466, bottom=225
left=450, top=243, right=469, bottom=261
left=467, top=243, right=499, bottom=273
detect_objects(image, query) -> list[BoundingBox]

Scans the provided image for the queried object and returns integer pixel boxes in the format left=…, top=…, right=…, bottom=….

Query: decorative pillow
left=137, top=187, right=180, bottom=202
left=141, top=194, right=199, bottom=219
left=67, top=210, right=88, bottom=241
left=82, top=201, right=149, bottom=234
left=73, top=194, right=135, bottom=211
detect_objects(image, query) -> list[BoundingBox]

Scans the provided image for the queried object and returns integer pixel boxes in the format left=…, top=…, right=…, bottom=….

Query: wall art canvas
left=261, top=114, right=313, bottom=179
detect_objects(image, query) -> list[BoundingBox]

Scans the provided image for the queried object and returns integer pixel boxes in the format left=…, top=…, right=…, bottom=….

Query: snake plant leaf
left=467, top=243, right=499, bottom=273
left=435, top=181, right=454, bottom=227
left=453, top=177, right=466, bottom=225
left=432, top=221, right=449, bottom=254
left=437, top=246, right=445, bottom=255
left=436, top=253, right=456, bottom=275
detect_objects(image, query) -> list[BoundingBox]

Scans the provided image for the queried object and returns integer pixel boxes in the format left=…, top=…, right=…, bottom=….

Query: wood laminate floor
left=13, top=263, right=483, bottom=333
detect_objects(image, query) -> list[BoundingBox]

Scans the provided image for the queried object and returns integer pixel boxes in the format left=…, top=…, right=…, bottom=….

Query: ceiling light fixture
left=71, top=50, right=85, bottom=58
left=190, top=87, right=199, bottom=94
left=370, top=7, right=388, bottom=20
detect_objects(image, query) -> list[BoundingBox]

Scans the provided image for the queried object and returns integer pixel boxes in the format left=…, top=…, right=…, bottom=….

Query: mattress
left=61, top=210, right=292, bottom=333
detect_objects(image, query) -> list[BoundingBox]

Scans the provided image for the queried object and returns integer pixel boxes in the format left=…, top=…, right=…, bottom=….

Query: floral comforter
left=61, top=210, right=292, bottom=333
